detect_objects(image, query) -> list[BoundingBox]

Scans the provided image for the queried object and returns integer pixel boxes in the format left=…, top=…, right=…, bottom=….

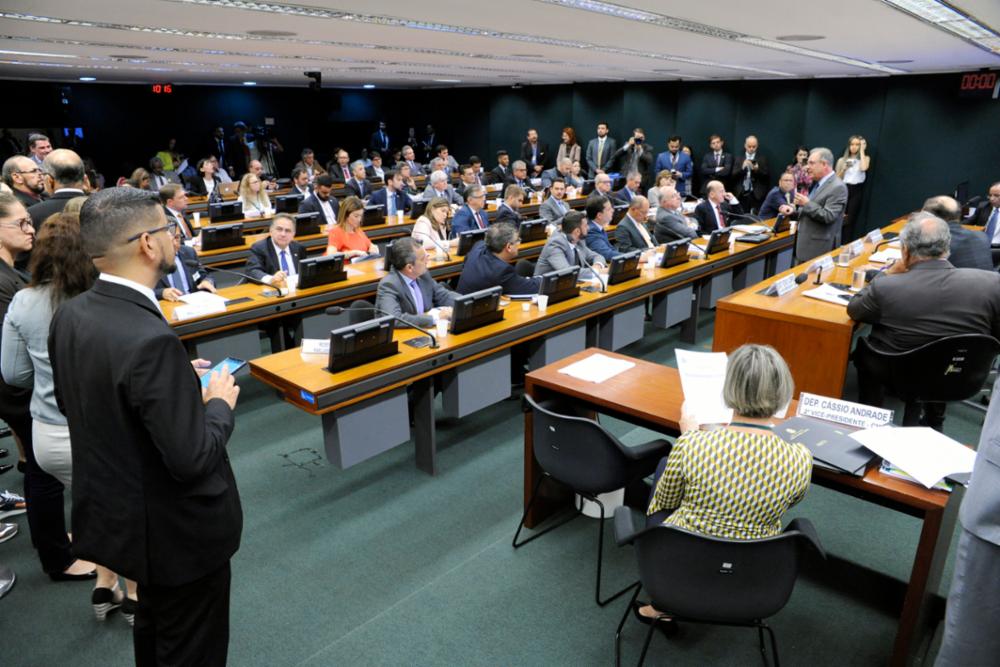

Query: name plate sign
left=850, top=239, right=864, bottom=257
left=817, top=255, right=834, bottom=271
left=796, top=392, right=893, bottom=429
left=867, top=229, right=883, bottom=244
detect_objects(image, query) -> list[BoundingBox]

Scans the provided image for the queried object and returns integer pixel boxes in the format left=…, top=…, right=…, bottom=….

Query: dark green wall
left=1, top=72, right=996, bottom=232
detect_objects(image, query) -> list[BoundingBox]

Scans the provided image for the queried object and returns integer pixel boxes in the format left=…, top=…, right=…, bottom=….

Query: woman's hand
left=679, top=401, right=701, bottom=433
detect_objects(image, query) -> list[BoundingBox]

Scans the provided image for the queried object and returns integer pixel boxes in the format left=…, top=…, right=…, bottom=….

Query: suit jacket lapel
left=392, top=271, right=416, bottom=312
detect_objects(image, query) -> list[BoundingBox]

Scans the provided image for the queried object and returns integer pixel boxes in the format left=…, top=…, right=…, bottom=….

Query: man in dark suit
left=208, top=126, right=229, bottom=175
left=369, top=121, right=390, bottom=156
left=346, top=161, right=370, bottom=199
left=22, top=149, right=87, bottom=270
left=492, top=186, right=524, bottom=227
left=2, top=156, right=47, bottom=208
left=455, top=164, right=478, bottom=201
left=693, top=180, right=743, bottom=234
left=698, top=134, right=734, bottom=194
left=609, top=128, right=654, bottom=192
left=49, top=187, right=242, bottom=665
left=365, top=152, right=386, bottom=181
left=457, top=223, right=541, bottom=295
left=158, top=183, right=196, bottom=240
left=520, top=128, right=550, bottom=177
left=968, top=181, right=1000, bottom=242
left=246, top=214, right=308, bottom=349
left=585, top=122, right=617, bottom=178
left=922, top=196, right=992, bottom=271
left=653, top=187, right=699, bottom=243
left=848, top=212, right=1000, bottom=428
left=451, top=185, right=490, bottom=236
left=328, top=149, right=351, bottom=183
left=375, top=238, right=459, bottom=328
left=733, top=135, right=769, bottom=213
left=367, top=170, right=412, bottom=217
left=503, top=161, right=534, bottom=193
left=155, top=233, right=216, bottom=301
left=791, top=147, right=848, bottom=262
left=488, top=150, right=510, bottom=185
left=613, top=171, right=642, bottom=204
left=653, top=136, right=694, bottom=196
left=297, top=174, right=340, bottom=227
left=614, top=196, right=657, bottom=254
left=758, top=172, right=797, bottom=220
left=290, top=167, right=312, bottom=198
left=400, top=145, right=423, bottom=177
left=584, top=194, right=617, bottom=262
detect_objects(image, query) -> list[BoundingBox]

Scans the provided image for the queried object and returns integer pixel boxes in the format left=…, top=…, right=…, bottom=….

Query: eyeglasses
left=0, top=218, right=33, bottom=232
left=15, top=168, right=45, bottom=176
left=124, top=220, right=178, bottom=244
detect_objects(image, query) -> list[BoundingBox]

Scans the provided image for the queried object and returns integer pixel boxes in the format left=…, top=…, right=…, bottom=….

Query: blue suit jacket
left=586, top=221, right=616, bottom=261
left=456, top=243, right=541, bottom=295
left=451, top=205, right=489, bottom=237
left=368, top=187, right=412, bottom=214
left=653, top=151, right=694, bottom=194
left=758, top=186, right=792, bottom=219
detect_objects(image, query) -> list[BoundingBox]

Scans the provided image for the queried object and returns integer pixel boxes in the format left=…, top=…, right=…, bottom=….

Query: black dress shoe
left=16, top=461, right=25, bottom=473
left=0, top=464, right=12, bottom=475
left=0, top=448, right=8, bottom=458
left=49, top=568, right=98, bottom=582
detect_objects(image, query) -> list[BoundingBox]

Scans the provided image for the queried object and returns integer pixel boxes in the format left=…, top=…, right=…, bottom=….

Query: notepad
left=850, top=427, right=976, bottom=489
left=558, top=353, right=635, bottom=383
left=869, top=248, right=902, bottom=264
left=802, top=283, right=852, bottom=306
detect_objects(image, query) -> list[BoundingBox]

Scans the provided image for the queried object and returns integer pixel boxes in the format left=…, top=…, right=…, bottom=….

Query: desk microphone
left=872, top=238, right=896, bottom=253
left=325, top=305, right=438, bottom=349
left=792, top=259, right=825, bottom=286
left=577, top=247, right=607, bottom=293
left=725, top=211, right=763, bottom=223
left=192, top=262, right=273, bottom=289
left=411, top=231, right=452, bottom=261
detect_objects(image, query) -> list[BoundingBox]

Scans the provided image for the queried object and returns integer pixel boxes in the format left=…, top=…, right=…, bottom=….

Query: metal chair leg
left=764, top=624, right=780, bottom=667
left=758, top=625, right=767, bottom=665
left=512, top=473, right=581, bottom=548
left=615, top=586, right=642, bottom=667
left=594, top=496, right=640, bottom=606
left=636, top=619, right=658, bottom=667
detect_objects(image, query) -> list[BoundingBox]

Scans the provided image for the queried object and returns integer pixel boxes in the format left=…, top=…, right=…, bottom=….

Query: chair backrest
left=515, top=259, right=536, bottom=278
left=859, top=334, right=1000, bottom=403
left=348, top=299, right=375, bottom=325
left=524, top=394, right=634, bottom=494
left=634, top=525, right=804, bottom=623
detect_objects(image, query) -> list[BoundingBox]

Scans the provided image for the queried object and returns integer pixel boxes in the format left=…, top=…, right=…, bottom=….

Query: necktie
left=716, top=204, right=726, bottom=229
left=671, top=153, right=677, bottom=168
left=785, top=191, right=793, bottom=205
left=634, top=218, right=654, bottom=248
left=474, top=209, right=485, bottom=229
left=343, top=167, right=350, bottom=180
left=280, top=249, right=290, bottom=274
left=387, top=193, right=395, bottom=217
left=987, top=208, right=999, bottom=242
left=408, top=278, right=425, bottom=314
left=170, top=257, right=189, bottom=293
left=557, top=200, right=566, bottom=214
left=597, top=138, right=604, bottom=167
left=174, top=212, right=192, bottom=238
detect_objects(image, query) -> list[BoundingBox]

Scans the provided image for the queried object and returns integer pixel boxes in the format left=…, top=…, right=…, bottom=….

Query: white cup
left=536, top=294, right=549, bottom=313
left=396, top=211, right=404, bottom=225
left=436, top=319, right=449, bottom=337
left=521, top=302, right=530, bottom=312
left=285, top=274, right=298, bottom=295
left=192, top=211, right=201, bottom=227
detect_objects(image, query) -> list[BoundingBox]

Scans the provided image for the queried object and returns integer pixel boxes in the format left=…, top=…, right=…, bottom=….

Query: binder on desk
left=775, top=416, right=876, bottom=476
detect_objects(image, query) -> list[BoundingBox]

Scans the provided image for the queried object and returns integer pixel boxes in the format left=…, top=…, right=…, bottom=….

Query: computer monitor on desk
left=610, top=202, right=629, bottom=225
left=208, top=200, right=242, bottom=222
left=660, top=239, right=691, bottom=268
left=275, top=193, right=303, bottom=214
left=200, top=223, right=244, bottom=251
left=607, top=249, right=642, bottom=285
left=703, top=228, right=732, bottom=255
left=772, top=213, right=789, bottom=234
left=293, top=211, right=321, bottom=237
left=457, top=228, right=487, bottom=256
left=538, top=266, right=581, bottom=305
left=518, top=219, right=547, bottom=243
left=449, top=286, right=504, bottom=335
left=297, top=254, right=347, bottom=289
left=410, top=199, right=428, bottom=220
left=362, top=204, right=385, bottom=227
left=327, top=316, right=398, bottom=373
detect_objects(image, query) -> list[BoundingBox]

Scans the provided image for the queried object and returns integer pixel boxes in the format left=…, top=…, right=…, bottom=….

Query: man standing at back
left=585, top=122, right=617, bottom=179
left=791, top=147, right=848, bottom=262
left=49, top=187, right=242, bottom=666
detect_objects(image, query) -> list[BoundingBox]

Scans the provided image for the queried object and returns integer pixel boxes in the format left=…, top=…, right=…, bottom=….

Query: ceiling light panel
left=881, top=0, right=1000, bottom=54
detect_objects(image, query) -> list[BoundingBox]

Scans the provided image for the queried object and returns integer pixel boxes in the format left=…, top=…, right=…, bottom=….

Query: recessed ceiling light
left=242, top=80, right=256, bottom=85
left=79, top=76, right=96, bottom=81
left=363, top=83, right=375, bottom=89
left=511, top=53, right=544, bottom=57
left=775, top=35, right=825, bottom=42
left=880, top=0, right=1000, bottom=54
left=108, top=53, right=149, bottom=61
left=246, top=29, right=297, bottom=37
left=434, top=78, right=461, bottom=83
left=877, top=59, right=914, bottom=64
left=0, top=49, right=76, bottom=58
left=653, top=68, right=679, bottom=72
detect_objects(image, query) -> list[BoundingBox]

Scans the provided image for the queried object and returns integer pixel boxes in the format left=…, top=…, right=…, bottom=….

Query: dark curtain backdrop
left=0, top=72, right=996, bottom=232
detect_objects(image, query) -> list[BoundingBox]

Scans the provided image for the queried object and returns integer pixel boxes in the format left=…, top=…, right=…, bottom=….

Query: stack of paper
left=849, top=427, right=976, bottom=489
left=178, top=291, right=228, bottom=310
left=732, top=224, right=770, bottom=234
left=558, top=353, right=635, bottom=383
left=802, top=283, right=852, bottom=306
left=869, top=248, right=902, bottom=264
left=675, top=349, right=733, bottom=425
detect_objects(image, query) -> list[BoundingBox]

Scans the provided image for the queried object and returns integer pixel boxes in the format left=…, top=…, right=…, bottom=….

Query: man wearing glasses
left=26, top=149, right=87, bottom=232
left=1, top=156, right=47, bottom=208
left=49, top=187, right=242, bottom=667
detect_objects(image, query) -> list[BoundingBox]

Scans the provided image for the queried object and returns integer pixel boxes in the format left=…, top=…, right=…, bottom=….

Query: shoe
left=0, top=523, right=16, bottom=544
left=121, top=597, right=137, bottom=627
left=49, top=567, right=98, bottom=582
left=92, top=584, right=123, bottom=621
left=0, top=565, right=14, bottom=599
left=0, top=464, right=11, bottom=475
left=0, top=490, right=25, bottom=519
left=632, top=604, right=679, bottom=638
left=16, top=461, right=25, bottom=473
left=0, top=448, right=8, bottom=458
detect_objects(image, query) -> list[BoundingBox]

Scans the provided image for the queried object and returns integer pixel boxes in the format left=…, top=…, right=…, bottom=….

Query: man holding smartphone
left=49, top=187, right=242, bottom=666
left=610, top=128, right=654, bottom=192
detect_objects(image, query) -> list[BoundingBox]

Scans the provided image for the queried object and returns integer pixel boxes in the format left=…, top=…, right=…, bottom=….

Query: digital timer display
left=959, top=72, right=999, bottom=99
left=151, top=83, right=174, bottom=94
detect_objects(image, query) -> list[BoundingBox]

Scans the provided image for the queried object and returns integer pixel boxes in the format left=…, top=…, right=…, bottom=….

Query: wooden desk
left=523, top=348, right=957, bottom=667
left=713, top=217, right=907, bottom=397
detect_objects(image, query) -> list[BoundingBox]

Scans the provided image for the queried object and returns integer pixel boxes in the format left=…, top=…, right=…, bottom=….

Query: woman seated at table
left=187, top=158, right=220, bottom=197
left=646, top=170, right=676, bottom=206
left=641, top=344, right=813, bottom=625
left=326, top=195, right=377, bottom=259
left=237, top=172, right=273, bottom=217
left=411, top=196, right=453, bottom=253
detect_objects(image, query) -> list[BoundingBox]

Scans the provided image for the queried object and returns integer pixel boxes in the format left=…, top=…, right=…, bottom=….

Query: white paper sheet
left=177, top=291, right=228, bottom=309
left=849, top=427, right=976, bottom=488
left=869, top=248, right=902, bottom=264
left=557, top=353, right=635, bottom=383
left=801, top=283, right=852, bottom=306
left=732, top=224, right=770, bottom=234
left=675, top=349, right=733, bottom=425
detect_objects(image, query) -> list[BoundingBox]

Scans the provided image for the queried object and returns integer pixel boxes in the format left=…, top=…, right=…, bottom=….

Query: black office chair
left=513, top=395, right=672, bottom=606
left=612, top=507, right=825, bottom=667
left=348, top=299, right=375, bottom=325
left=855, top=334, right=1000, bottom=426
left=515, top=259, right=536, bottom=278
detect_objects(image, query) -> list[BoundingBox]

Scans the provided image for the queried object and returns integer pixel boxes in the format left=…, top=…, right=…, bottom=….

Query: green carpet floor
left=0, top=315, right=985, bottom=666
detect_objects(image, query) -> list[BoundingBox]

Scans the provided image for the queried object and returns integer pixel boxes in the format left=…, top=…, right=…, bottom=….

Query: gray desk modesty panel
left=322, top=388, right=411, bottom=470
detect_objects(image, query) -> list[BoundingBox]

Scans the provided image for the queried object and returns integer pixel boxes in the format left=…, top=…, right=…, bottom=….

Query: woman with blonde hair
left=647, top=170, right=677, bottom=205
left=835, top=135, right=871, bottom=240
left=411, top=197, right=452, bottom=253
left=326, top=195, right=377, bottom=259
left=126, top=168, right=150, bottom=191
left=237, top=172, right=272, bottom=217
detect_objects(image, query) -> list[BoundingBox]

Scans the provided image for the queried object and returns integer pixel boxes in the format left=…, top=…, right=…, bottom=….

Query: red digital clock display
left=959, top=72, right=999, bottom=99
left=151, top=83, right=174, bottom=94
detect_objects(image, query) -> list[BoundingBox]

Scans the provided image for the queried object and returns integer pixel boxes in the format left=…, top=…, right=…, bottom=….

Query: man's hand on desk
left=271, top=271, right=288, bottom=288
left=197, top=280, right=217, bottom=293
left=203, top=366, right=240, bottom=410
left=437, top=307, right=453, bottom=321
left=162, top=287, right=183, bottom=302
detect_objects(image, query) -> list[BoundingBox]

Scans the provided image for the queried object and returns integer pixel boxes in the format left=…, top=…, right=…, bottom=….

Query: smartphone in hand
left=200, top=357, right=247, bottom=387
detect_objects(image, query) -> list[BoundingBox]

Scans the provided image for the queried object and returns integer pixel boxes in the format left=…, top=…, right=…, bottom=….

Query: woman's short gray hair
left=722, top=344, right=794, bottom=418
